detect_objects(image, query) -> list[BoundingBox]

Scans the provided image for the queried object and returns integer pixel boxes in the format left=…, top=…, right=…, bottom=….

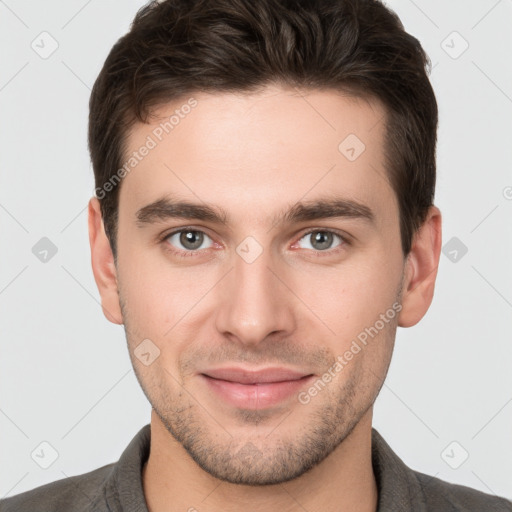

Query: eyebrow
left=135, top=195, right=375, bottom=229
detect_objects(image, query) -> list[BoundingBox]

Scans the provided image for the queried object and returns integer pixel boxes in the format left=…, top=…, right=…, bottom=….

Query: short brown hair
left=88, top=0, right=437, bottom=259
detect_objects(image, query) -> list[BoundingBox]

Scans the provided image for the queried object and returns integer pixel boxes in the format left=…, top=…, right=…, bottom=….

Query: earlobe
left=397, top=206, right=442, bottom=328
left=88, top=197, right=123, bottom=325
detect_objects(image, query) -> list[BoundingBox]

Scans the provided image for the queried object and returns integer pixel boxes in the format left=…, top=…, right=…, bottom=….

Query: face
left=113, top=85, right=407, bottom=485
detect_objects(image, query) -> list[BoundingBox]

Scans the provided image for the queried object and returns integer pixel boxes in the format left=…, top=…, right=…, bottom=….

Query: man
left=2, top=0, right=510, bottom=510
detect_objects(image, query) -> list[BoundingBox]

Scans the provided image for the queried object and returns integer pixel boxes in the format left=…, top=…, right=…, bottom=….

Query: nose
left=214, top=242, right=297, bottom=347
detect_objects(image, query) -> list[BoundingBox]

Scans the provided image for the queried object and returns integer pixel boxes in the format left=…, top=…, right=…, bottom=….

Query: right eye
left=163, top=228, right=215, bottom=257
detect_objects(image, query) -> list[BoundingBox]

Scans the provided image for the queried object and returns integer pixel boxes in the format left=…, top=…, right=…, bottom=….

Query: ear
left=88, top=197, right=123, bottom=325
left=398, top=206, right=442, bottom=327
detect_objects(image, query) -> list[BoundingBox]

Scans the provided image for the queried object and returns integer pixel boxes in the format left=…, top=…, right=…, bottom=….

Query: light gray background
left=1, top=0, right=511, bottom=502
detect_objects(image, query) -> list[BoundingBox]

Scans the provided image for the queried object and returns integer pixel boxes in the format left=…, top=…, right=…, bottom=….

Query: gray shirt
left=1, top=424, right=511, bottom=511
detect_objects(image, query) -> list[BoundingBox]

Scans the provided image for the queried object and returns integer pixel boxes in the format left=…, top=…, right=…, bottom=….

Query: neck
left=142, top=408, right=378, bottom=512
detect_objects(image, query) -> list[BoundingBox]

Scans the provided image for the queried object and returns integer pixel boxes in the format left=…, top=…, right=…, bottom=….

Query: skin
left=88, top=85, right=442, bottom=512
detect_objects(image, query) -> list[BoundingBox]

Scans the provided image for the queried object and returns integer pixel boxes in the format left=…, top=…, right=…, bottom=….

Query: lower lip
left=201, top=374, right=313, bottom=409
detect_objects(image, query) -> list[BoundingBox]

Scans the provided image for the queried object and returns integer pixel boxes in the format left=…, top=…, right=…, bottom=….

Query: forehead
left=119, top=85, right=395, bottom=228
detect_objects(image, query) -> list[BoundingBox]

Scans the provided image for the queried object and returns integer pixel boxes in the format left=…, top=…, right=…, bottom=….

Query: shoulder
left=0, top=463, right=115, bottom=512
left=414, top=470, right=512, bottom=511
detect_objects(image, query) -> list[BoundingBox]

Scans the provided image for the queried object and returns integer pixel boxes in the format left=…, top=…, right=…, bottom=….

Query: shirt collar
left=371, top=428, right=427, bottom=511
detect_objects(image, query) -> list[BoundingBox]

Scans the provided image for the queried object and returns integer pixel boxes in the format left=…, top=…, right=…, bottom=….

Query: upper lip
left=201, top=367, right=312, bottom=384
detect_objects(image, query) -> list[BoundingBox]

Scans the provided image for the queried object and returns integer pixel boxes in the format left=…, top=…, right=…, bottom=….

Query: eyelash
left=159, top=227, right=350, bottom=259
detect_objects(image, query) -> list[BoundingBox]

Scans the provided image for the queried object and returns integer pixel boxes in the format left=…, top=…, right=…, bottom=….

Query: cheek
left=117, top=249, right=222, bottom=369
left=117, top=246, right=188, bottom=322
left=300, top=257, right=402, bottom=339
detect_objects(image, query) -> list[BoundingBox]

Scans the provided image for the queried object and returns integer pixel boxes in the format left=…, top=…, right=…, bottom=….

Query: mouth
left=199, top=367, right=314, bottom=409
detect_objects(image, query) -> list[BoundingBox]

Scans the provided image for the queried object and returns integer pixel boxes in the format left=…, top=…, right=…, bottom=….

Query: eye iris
left=311, top=231, right=333, bottom=251
left=180, top=231, right=203, bottom=250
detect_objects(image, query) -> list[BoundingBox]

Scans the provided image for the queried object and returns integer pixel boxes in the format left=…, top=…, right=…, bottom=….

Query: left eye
left=296, top=230, right=345, bottom=251
left=165, top=230, right=214, bottom=252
